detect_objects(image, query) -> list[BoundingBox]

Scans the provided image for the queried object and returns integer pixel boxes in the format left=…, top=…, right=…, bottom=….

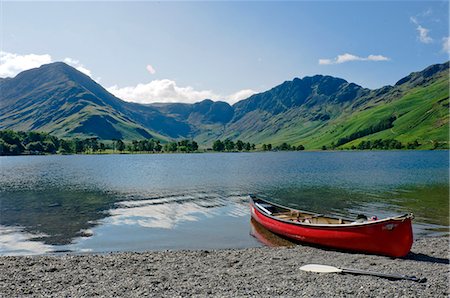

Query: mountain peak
left=395, top=61, right=449, bottom=87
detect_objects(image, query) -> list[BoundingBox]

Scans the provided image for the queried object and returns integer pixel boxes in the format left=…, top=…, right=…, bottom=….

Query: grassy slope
left=240, top=75, right=449, bottom=149
left=318, top=76, right=449, bottom=149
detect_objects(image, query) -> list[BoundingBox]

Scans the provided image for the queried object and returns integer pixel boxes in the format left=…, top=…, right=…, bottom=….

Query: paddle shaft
left=340, top=268, right=426, bottom=283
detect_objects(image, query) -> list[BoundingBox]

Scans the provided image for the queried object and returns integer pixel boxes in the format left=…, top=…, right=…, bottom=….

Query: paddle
left=300, top=264, right=426, bottom=283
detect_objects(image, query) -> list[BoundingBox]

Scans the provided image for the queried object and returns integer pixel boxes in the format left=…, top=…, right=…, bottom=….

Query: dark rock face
left=231, top=75, right=368, bottom=122
left=395, top=61, right=449, bottom=87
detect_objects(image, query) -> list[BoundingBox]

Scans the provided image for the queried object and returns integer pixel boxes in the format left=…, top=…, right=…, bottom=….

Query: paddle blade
left=300, top=264, right=342, bottom=273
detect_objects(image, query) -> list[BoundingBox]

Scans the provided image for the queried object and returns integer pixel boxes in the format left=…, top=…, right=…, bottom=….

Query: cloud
left=442, top=37, right=450, bottom=53
left=108, top=79, right=256, bottom=105
left=1, top=51, right=253, bottom=105
left=410, top=16, right=433, bottom=44
left=63, top=57, right=93, bottom=77
left=319, top=53, right=390, bottom=65
left=146, top=64, right=156, bottom=74
left=108, top=79, right=217, bottom=104
left=416, top=25, right=433, bottom=43
left=0, top=51, right=94, bottom=78
left=228, top=89, right=257, bottom=104
left=0, top=51, right=52, bottom=77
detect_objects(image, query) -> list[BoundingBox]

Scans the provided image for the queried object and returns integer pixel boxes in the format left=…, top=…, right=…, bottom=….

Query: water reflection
left=109, top=194, right=248, bottom=229
left=0, top=226, right=53, bottom=255
left=250, top=218, right=295, bottom=247
left=0, top=190, right=119, bottom=245
left=261, top=184, right=449, bottom=236
left=0, top=151, right=448, bottom=255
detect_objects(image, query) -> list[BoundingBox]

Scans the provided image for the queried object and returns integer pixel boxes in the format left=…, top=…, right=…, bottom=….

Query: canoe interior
left=253, top=197, right=354, bottom=225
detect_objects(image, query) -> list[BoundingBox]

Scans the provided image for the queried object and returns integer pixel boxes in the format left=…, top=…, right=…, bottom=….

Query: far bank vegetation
left=0, top=130, right=442, bottom=156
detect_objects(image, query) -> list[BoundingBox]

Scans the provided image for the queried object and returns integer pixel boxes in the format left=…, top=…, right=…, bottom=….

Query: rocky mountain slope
left=0, top=61, right=448, bottom=149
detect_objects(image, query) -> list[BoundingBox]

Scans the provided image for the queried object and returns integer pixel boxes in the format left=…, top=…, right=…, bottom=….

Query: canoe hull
left=250, top=199, right=413, bottom=257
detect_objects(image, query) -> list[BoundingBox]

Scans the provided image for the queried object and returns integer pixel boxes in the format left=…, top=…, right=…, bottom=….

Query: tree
left=279, top=142, right=290, bottom=151
left=262, top=144, right=267, bottom=151
left=244, top=142, right=251, bottom=151
left=75, top=139, right=84, bottom=153
left=116, top=140, right=125, bottom=152
left=267, top=144, right=272, bottom=151
left=154, top=140, right=162, bottom=152
left=0, top=139, right=10, bottom=155
left=43, top=141, right=57, bottom=153
left=26, top=141, right=43, bottom=153
left=59, top=139, right=74, bottom=153
left=321, top=145, right=327, bottom=150
left=297, top=145, right=305, bottom=151
left=9, top=144, right=22, bottom=155
left=131, top=140, right=139, bottom=152
left=236, top=140, right=244, bottom=151
left=191, top=141, right=199, bottom=151
left=224, top=139, right=235, bottom=151
left=213, top=140, right=225, bottom=151
left=164, top=142, right=178, bottom=152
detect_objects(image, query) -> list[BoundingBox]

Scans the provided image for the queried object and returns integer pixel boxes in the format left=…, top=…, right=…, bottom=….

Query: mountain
left=0, top=62, right=157, bottom=140
left=0, top=62, right=216, bottom=140
left=0, top=61, right=448, bottom=149
left=212, top=61, right=448, bottom=149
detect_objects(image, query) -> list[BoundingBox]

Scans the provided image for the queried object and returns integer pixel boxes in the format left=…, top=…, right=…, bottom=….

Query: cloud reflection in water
left=109, top=194, right=249, bottom=229
left=0, top=226, right=53, bottom=255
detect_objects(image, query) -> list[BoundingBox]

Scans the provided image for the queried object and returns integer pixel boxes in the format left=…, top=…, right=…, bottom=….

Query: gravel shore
left=0, top=236, right=448, bottom=297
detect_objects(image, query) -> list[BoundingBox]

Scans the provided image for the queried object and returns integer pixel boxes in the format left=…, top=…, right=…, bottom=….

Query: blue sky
left=1, top=1, right=449, bottom=104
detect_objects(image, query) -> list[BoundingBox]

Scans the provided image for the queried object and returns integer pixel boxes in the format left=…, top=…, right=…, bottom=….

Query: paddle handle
left=341, top=268, right=426, bottom=283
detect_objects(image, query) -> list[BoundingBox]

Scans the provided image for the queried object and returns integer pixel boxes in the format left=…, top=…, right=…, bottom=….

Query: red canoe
left=250, top=195, right=414, bottom=257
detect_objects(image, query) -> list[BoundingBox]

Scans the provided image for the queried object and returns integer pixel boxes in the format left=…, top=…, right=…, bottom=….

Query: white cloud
left=0, top=51, right=94, bottom=78
left=108, top=79, right=256, bottom=105
left=417, top=25, right=433, bottom=43
left=442, top=37, right=450, bottom=53
left=0, top=51, right=52, bottom=77
left=146, top=64, right=156, bottom=74
left=318, top=58, right=332, bottom=65
left=1, top=51, right=254, bottom=104
left=63, top=57, right=93, bottom=77
left=108, top=79, right=217, bottom=104
left=228, top=89, right=257, bottom=104
left=410, top=16, right=433, bottom=44
left=319, top=53, right=390, bottom=65
left=367, top=54, right=390, bottom=61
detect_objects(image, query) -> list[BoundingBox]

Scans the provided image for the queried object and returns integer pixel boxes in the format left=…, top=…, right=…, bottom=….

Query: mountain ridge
left=0, top=61, right=448, bottom=149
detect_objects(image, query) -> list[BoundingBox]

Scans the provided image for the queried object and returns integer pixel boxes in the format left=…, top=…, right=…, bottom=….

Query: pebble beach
left=0, top=235, right=448, bottom=297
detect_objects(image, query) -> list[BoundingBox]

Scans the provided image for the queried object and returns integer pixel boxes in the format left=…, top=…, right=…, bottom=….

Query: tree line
left=351, top=139, right=421, bottom=150
left=0, top=130, right=202, bottom=155
left=212, top=139, right=255, bottom=151
left=320, top=138, right=422, bottom=150
left=0, top=130, right=110, bottom=155
left=264, top=142, right=305, bottom=151
left=0, top=130, right=430, bottom=156
left=335, top=116, right=396, bottom=147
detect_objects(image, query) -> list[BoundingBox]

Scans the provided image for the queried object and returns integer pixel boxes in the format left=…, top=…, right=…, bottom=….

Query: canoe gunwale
left=250, top=195, right=413, bottom=229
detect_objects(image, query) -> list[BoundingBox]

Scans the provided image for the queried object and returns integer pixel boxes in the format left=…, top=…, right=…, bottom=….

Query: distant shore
left=1, top=237, right=448, bottom=297
left=1, top=148, right=448, bottom=157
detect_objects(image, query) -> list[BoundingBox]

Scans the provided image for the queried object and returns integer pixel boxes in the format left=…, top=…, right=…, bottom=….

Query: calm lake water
left=0, top=151, right=448, bottom=255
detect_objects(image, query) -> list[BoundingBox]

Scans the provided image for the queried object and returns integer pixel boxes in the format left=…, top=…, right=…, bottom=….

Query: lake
left=0, top=151, right=448, bottom=255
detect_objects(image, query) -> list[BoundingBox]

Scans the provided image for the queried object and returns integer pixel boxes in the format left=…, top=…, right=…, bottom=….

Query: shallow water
left=0, top=151, right=448, bottom=255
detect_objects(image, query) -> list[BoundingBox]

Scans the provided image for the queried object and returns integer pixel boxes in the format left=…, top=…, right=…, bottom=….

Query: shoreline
left=1, top=237, right=448, bottom=297
left=1, top=148, right=448, bottom=158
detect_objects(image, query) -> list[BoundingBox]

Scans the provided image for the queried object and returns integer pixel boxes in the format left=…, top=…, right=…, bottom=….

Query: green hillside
left=0, top=61, right=448, bottom=149
left=212, top=62, right=449, bottom=150
left=327, top=77, right=449, bottom=149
